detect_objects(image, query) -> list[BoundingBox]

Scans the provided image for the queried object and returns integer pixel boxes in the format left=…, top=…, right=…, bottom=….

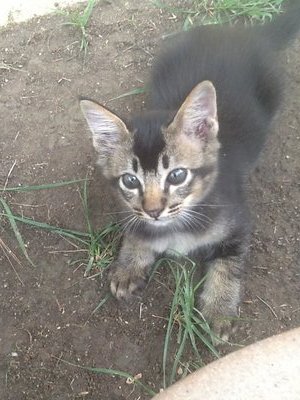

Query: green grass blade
left=192, top=324, right=219, bottom=357
left=194, top=274, right=207, bottom=292
left=81, top=177, right=93, bottom=235
left=91, top=293, right=111, bottom=315
left=0, top=212, right=90, bottom=243
left=183, top=16, right=193, bottom=30
left=2, top=179, right=86, bottom=192
left=170, top=328, right=188, bottom=385
left=84, top=255, right=94, bottom=276
left=178, top=273, right=203, bottom=360
left=95, top=222, right=119, bottom=244
left=80, top=0, right=96, bottom=27
left=61, top=21, right=79, bottom=26
left=109, top=87, right=146, bottom=101
left=162, top=267, right=182, bottom=388
left=0, top=198, right=35, bottom=268
left=57, top=358, right=156, bottom=396
left=181, top=303, right=201, bottom=360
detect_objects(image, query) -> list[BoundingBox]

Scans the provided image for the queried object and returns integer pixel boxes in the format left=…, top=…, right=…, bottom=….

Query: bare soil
left=0, top=1, right=299, bottom=399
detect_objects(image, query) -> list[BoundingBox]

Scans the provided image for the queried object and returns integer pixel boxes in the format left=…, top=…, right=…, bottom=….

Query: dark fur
left=129, top=3, right=300, bottom=176
left=142, top=29, right=281, bottom=172
left=130, top=111, right=169, bottom=171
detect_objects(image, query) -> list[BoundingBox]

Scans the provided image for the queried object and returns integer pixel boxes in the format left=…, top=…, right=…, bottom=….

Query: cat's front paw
left=109, top=264, right=148, bottom=300
left=201, top=306, right=238, bottom=345
left=208, top=315, right=237, bottom=345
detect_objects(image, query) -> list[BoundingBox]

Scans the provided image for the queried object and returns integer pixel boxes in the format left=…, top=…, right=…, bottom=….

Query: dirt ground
left=0, top=1, right=299, bottom=399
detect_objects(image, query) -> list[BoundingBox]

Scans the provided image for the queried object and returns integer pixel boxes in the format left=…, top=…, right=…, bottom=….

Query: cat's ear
left=80, top=99, right=130, bottom=160
left=172, top=80, right=219, bottom=140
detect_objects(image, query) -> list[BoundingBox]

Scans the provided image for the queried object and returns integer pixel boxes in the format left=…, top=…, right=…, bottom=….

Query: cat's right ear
left=80, top=99, right=130, bottom=164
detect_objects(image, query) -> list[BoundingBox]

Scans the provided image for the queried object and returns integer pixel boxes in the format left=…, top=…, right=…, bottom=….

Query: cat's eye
left=121, top=174, right=140, bottom=189
left=167, top=168, right=188, bottom=185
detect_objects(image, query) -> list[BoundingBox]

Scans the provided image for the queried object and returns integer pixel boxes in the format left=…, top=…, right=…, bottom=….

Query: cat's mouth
left=133, top=205, right=181, bottom=225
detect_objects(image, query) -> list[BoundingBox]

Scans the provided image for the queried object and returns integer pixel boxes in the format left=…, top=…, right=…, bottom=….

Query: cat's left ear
left=171, top=80, right=219, bottom=140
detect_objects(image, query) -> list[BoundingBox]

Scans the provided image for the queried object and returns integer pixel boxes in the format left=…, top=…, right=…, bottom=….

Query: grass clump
left=57, top=0, right=97, bottom=56
left=0, top=179, right=88, bottom=268
left=155, top=256, right=219, bottom=388
left=153, top=0, right=286, bottom=29
left=0, top=178, right=120, bottom=276
left=72, top=221, right=120, bottom=278
left=76, top=177, right=121, bottom=276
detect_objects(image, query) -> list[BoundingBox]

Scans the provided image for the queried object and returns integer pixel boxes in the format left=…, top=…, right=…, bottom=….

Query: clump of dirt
left=0, top=1, right=299, bottom=399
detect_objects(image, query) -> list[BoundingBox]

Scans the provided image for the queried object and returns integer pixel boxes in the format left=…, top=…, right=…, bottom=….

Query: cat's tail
left=259, top=2, right=300, bottom=51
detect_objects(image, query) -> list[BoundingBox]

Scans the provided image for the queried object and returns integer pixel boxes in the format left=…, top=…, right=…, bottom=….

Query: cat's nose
left=144, top=207, right=163, bottom=219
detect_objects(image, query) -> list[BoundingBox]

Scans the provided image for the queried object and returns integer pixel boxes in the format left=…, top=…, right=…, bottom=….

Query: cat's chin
left=145, top=217, right=175, bottom=227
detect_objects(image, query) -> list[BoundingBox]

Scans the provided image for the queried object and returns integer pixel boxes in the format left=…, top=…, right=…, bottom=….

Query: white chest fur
left=148, top=219, right=229, bottom=256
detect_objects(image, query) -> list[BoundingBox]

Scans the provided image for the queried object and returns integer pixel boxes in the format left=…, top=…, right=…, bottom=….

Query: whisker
left=185, top=203, right=231, bottom=208
left=183, top=208, right=212, bottom=224
left=181, top=209, right=211, bottom=230
left=116, top=214, right=135, bottom=224
left=129, top=216, right=144, bottom=235
left=181, top=214, right=195, bottom=230
left=182, top=211, right=206, bottom=231
left=191, top=214, right=211, bottom=228
left=120, top=215, right=138, bottom=233
left=103, top=210, right=133, bottom=216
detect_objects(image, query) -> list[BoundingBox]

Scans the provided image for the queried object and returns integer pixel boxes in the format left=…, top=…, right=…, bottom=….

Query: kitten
left=80, top=6, right=300, bottom=340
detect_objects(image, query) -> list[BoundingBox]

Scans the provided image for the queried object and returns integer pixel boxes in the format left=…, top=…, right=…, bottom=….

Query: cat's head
left=80, top=81, right=220, bottom=229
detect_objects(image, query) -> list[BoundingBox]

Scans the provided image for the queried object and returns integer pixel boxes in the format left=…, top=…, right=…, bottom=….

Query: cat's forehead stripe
left=132, top=158, right=138, bottom=173
left=162, top=154, right=170, bottom=169
left=132, top=115, right=166, bottom=172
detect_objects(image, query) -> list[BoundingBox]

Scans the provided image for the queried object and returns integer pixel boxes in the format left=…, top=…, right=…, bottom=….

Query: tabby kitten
left=80, top=7, right=300, bottom=339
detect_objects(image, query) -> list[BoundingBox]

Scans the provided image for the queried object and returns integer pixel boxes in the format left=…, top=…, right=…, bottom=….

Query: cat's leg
left=199, top=255, right=245, bottom=343
left=109, top=235, right=157, bottom=300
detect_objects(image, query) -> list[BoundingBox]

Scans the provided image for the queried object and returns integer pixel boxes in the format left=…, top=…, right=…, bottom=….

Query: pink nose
left=144, top=207, right=163, bottom=219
